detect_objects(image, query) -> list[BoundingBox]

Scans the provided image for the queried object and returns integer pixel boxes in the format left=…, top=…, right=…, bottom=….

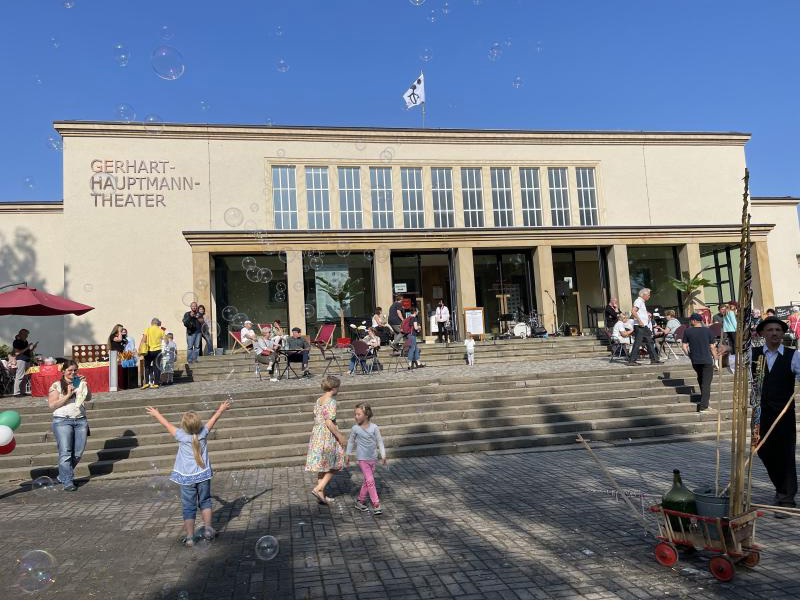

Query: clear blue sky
left=1, top=0, right=799, bottom=205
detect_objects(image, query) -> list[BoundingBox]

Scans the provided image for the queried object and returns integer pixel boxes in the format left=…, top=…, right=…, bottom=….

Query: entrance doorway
left=552, top=248, right=608, bottom=334
left=391, top=252, right=453, bottom=338
left=473, top=251, right=535, bottom=336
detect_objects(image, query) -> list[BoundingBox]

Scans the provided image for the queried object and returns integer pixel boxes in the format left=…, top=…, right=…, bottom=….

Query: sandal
left=177, top=535, right=194, bottom=547
left=311, top=489, right=329, bottom=505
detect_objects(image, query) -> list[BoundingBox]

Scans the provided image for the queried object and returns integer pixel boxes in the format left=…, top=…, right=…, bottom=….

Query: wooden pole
left=714, top=368, right=723, bottom=496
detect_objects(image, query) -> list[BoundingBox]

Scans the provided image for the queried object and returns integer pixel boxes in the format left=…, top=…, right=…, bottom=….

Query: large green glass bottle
left=662, top=469, right=697, bottom=532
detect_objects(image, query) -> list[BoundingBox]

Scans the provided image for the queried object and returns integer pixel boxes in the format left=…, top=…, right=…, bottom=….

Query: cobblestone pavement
left=1, top=355, right=693, bottom=409
left=1, top=437, right=797, bottom=600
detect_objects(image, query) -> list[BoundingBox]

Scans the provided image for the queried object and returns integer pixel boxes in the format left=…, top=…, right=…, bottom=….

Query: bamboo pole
left=751, top=503, right=800, bottom=517
left=714, top=368, right=723, bottom=496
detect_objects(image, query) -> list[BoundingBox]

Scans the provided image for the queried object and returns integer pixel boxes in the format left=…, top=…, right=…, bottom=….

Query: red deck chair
left=258, top=323, right=272, bottom=336
left=311, top=323, right=342, bottom=375
left=229, top=330, right=252, bottom=354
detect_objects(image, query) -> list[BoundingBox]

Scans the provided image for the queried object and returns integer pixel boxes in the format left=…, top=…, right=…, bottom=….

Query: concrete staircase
left=183, top=336, right=610, bottom=381
left=0, top=364, right=735, bottom=484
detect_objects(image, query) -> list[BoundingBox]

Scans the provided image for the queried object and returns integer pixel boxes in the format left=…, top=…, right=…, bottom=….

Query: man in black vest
left=753, top=316, right=800, bottom=517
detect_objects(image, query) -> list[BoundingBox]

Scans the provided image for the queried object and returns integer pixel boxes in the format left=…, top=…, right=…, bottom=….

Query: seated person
left=371, top=307, right=391, bottom=345
left=254, top=334, right=279, bottom=382
left=240, top=320, right=257, bottom=349
left=611, top=313, right=634, bottom=350
left=662, top=310, right=682, bottom=341
left=349, top=327, right=381, bottom=374
left=284, top=327, right=311, bottom=377
left=271, top=319, right=284, bottom=338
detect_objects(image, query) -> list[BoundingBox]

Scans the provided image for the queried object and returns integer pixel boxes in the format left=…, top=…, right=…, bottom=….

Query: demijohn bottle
left=662, top=469, right=697, bottom=531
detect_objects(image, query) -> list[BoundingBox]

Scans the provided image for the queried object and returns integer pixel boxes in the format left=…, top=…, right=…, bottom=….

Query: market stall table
left=27, top=362, right=125, bottom=396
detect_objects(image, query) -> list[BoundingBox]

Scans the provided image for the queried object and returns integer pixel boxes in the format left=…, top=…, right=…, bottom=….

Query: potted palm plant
left=669, top=270, right=712, bottom=317
left=315, top=276, right=364, bottom=345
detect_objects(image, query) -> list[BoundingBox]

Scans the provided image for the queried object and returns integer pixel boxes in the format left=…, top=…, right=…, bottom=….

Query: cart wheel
left=709, top=556, right=736, bottom=582
left=740, top=551, right=761, bottom=568
left=654, top=542, right=679, bottom=567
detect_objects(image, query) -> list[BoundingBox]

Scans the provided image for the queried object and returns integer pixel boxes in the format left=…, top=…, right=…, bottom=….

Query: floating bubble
left=15, top=550, right=57, bottom=593
left=33, top=74, right=43, bottom=85
left=23, top=176, right=35, bottom=189
left=277, top=250, right=289, bottom=264
left=249, top=202, right=259, bottom=213
left=292, top=281, right=304, bottom=293
left=309, top=256, right=323, bottom=270
left=255, top=535, right=279, bottom=561
left=512, top=76, right=523, bottom=89
left=182, top=292, right=198, bottom=307
left=242, top=256, right=257, bottom=270
left=193, top=525, right=215, bottom=551
left=536, top=40, right=543, bottom=53
left=115, top=103, right=136, bottom=122
left=305, top=304, right=315, bottom=319
left=222, top=306, right=238, bottom=321
left=177, top=592, right=189, bottom=600
left=276, top=58, right=289, bottom=73
left=504, top=37, right=513, bottom=48
left=265, top=117, right=273, bottom=126
left=31, top=476, right=56, bottom=494
left=426, top=9, right=437, bottom=23
left=196, top=279, right=208, bottom=290
left=224, top=207, right=244, bottom=227
left=276, top=282, right=287, bottom=293
left=379, top=148, right=394, bottom=163
left=151, top=45, right=185, bottom=80
left=259, top=268, right=273, bottom=283
left=408, top=0, right=426, bottom=5
left=441, top=2, right=451, bottom=15
left=245, top=267, right=261, bottom=283
left=274, top=292, right=286, bottom=302
left=200, top=99, right=210, bottom=112
left=63, top=0, right=74, bottom=7
left=473, top=0, right=483, bottom=4
left=113, top=42, right=130, bottom=67
left=49, top=36, right=61, bottom=49
left=149, top=476, right=175, bottom=500
left=83, top=283, right=93, bottom=292
left=363, top=250, right=374, bottom=262
left=46, top=135, right=63, bottom=151
left=159, top=25, right=174, bottom=41
left=274, top=25, right=284, bottom=37
left=488, top=41, right=502, bottom=61
left=144, top=114, right=164, bottom=134
left=420, top=48, right=433, bottom=62
left=231, top=312, right=249, bottom=329
left=276, top=148, right=286, bottom=158
left=336, top=245, right=351, bottom=258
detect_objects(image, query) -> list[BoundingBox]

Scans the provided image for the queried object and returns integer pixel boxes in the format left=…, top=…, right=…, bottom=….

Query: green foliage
left=669, top=270, right=713, bottom=316
left=0, top=344, right=9, bottom=360
left=315, top=276, right=364, bottom=337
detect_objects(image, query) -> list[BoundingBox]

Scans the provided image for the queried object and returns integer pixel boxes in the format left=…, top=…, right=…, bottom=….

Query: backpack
left=401, top=317, right=414, bottom=335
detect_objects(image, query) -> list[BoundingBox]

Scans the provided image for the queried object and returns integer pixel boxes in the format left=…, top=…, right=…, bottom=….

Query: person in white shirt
left=240, top=320, right=257, bottom=349
left=627, top=288, right=662, bottom=365
left=464, top=332, right=476, bottom=366
left=611, top=312, right=634, bottom=348
left=434, top=299, right=451, bottom=344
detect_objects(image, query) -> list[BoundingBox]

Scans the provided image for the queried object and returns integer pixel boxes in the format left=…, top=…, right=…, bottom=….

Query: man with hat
left=239, top=320, right=257, bottom=351
left=682, top=313, right=719, bottom=412
left=753, top=316, right=800, bottom=517
left=285, top=327, right=311, bottom=377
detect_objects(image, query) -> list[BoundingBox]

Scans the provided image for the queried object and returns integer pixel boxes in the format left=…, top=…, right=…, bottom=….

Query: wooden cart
left=649, top=504, right=763, bottom=582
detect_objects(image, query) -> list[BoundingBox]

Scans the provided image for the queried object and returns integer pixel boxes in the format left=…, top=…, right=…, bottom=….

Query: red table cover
left=30, top=365, right=121, bottom=397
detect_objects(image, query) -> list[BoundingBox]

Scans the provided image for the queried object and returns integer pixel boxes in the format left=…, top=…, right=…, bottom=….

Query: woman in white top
left=612, top=313, right=634, bottom=347
left=434, top=299, right=451, bottom=344
left=371, top=307, right=391, bottom=345
left=47, top=360, right=91, bottom=491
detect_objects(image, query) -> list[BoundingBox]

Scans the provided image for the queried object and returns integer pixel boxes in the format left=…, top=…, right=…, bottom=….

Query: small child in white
left=464, top=332, right=475, bottom=366
left=160, top=332, right=177, bottom=385
left=345, top=402, right=387, bottom=515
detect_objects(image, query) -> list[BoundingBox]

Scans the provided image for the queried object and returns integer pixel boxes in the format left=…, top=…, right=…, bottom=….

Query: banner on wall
left=315, top=264, right=349, bottom=321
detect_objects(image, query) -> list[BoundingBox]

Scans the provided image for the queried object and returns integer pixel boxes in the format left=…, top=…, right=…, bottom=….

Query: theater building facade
left=1, top=122, right=799, bottom=356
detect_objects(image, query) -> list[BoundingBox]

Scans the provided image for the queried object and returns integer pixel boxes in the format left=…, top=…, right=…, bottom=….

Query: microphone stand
left=545, top=290, right=560, bottom=336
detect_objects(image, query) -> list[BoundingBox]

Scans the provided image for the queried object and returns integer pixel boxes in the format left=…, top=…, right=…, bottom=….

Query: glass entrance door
left=473, top=251, right=534, bottom=335
left=391, top=252, right=453, bottom=338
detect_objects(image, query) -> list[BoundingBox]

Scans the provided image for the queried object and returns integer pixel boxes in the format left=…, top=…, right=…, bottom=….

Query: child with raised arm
left=345, top=402, right=387, bottom=515
left=145, top=400, right=231, bottom=546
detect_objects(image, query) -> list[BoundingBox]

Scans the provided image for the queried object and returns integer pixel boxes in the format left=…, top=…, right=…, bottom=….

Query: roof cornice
left=0, top=202, right=63, bottom=214
left=53, top=121, right=752, bottom=147
left=751, top=196, right=799, bottom=207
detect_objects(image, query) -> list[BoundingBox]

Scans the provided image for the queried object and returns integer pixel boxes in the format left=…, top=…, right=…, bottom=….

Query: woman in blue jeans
left=47, top=360, right=91, bottom=491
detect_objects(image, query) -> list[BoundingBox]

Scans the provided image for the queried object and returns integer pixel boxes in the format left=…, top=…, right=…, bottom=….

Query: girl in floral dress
left=305, top=375, right=347, bottom=504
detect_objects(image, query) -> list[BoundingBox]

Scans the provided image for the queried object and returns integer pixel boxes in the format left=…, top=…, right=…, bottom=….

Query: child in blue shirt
left=146, top=400, right=230, bottom=546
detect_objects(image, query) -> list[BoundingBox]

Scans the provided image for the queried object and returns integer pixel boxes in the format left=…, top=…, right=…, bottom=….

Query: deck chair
left=257, top=323, right=272, bottom=336
left=229, top=330, right=252, bottom=354
left=349, top=340, right=374, bottom=375
left=606, top=328, right=630, bottom=363
left=392, top=338, right=412, bottom=372
left=312, top=323, right=342, bottom=376
left=661, top=325, right=687, bottom=359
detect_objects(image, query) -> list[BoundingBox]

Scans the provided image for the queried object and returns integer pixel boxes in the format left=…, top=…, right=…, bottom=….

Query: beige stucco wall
left=751, top=200, right=800, bottom=305
left=0, top=206, right=68, bottom=357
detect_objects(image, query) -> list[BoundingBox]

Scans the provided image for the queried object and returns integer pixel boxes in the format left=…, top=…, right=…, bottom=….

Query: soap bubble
left=276, top=58, right=289, bottom=73
left=275, top=292, right=286, bottom=302
left=149, top=476, right=175, bottom=501
left=277, top=250, right=289, bottom=264
left=488, top=42, right=502, bottom=61
left=420, top=48, right=433, bottom=62
left=242, top=256, right=257, bottom=270
left=292, top=281, right=304, bottom=292
left=182, top=292, right=198, bottom=307
left=222, top=306, right=238, bottom=321
left=265, top=117, right=274, bottom=126
left=151, top=45, right=185, bottom=80
left=512, top=76, right=523, bottom=89
left=255, top=535, right=279, bottom=561
left=194, top=525, right=215, bottom=551
left=46, top=135, right=63, bottom=151
left=113, top=42, right=131, bottom=67
left=224, top=207, right=244, bottom=227
left=200, top=99, right=210, bottom=112
left=276, top=148, right=286, bottom=158
left=31, top=476, right=56, bottom=494
left=259, top=268, right=273, bottom=283
left=363, top=250, right=374, bottom=262
left=249, top=202, right=259, bottom=213
left=196, top=279, right=208, bottom=290
left=336, top=245, right=351, bottom=258
left=245, top=267, right=261, bottom=283
left=159, top=25, right=174, bottom=41
left=426, top=9, right=437, bottom=23
left=33, top=74, right=43, bottom=85
left=409, top=0, right=426, bottom=5
left=274, top=25, right=284, bottom=37
left=23, top=176, right=35, bottom=189
left=305, top=304, right=316, bottom=319
left=441, top=2, right=451, bottom=15
left=379, top=148, right=394, bottom=163
left=504, top=37, right=513, bottom=48
left=144, top=114, right=164, bottom=134
left=177, top=592, right=189, bottom=600
left=63, top=0, right=74, bottom=7
left=115, top=103, right=136, bottom=122
left=49, top=36, right=61, bottom=49
left=473, top=0, right=482, bottom=4
left=536, top=40, right=543, bottom=53
left=231, top=313, right=249, bottom=328
left=309, top=256, right=323, bottom=270
left=276, top=282, right=287, bottom=293
left=15, top=550, right=57, bottom=593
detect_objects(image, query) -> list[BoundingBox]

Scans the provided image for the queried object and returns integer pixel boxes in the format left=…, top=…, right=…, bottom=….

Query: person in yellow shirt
left=140, top=318, right=165, bottom=389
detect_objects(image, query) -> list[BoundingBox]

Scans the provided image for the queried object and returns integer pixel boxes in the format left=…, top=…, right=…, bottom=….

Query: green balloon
left=0, top=410, right=21, bottom=431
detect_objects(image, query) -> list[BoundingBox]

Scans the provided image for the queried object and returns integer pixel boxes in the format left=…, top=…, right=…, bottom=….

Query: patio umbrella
left=0, top=286, right=94, bottom=316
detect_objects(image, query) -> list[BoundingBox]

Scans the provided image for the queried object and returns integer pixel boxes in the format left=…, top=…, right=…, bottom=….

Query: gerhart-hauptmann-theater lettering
left=88, top=158, right=200, bottom=208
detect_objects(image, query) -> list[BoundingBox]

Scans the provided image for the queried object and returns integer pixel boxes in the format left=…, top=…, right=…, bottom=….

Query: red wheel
left=709, top=556, right=736, bottom=582
left=740, top=551, right=761, bottom=568
left=654, top=542, right=678, bottom=567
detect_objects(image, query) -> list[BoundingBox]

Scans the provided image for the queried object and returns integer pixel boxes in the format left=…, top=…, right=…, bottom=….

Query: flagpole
left=422, top=102, right=426, bottom=129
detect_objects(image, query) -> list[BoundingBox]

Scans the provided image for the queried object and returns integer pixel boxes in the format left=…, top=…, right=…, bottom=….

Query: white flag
left=403, top=73, right=425, bottom=109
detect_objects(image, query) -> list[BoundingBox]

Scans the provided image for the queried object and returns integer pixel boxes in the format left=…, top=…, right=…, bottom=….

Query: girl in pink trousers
left=345, top=402, right=387, bottom=515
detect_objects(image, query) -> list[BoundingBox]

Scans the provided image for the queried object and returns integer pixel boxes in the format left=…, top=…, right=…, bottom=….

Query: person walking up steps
left=345, top=402, right=387, bottom=515
left=305, top=375, right=347, bottom=505
left=145, top=400, right=231, bottom=546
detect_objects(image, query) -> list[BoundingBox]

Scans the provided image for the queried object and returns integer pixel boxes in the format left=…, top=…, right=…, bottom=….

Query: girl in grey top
left=345, top=403, right=387, bottom=514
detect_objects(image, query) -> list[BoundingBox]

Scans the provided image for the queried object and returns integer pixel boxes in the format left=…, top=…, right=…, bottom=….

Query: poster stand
left=463, top=307, right=485, bottom=341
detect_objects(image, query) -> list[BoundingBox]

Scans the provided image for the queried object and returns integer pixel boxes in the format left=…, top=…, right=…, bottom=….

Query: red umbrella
left=0, top=286, right=94, bottom=316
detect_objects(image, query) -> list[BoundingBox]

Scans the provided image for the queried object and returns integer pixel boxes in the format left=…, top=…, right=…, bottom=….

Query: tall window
left=461, top=167, right=484, bottom=228
left=338, top=167, right=362, bottom=229
left=370, top=167, right=394, bottom=229
left=431, top=167, right=455, bottom=228
left=490, top=167, right=514, bottom=227
left=548, top=167, right=571, bottom=227
left=401, top=167, right=424, bottom=228
left=272, top=166, right=297, bottom=230
left=305, top=167, right=330, bottom=230
left=519, top=167, right=542, bottom=227
left=576, top=167, right=598, bottom=226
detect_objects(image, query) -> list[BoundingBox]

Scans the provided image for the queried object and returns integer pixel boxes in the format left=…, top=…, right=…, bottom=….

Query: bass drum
left=513, top=322, right=531, bottom=339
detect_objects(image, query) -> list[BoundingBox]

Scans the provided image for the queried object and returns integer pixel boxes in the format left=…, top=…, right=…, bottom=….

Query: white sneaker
left=270, top=377, right=278, bottom=382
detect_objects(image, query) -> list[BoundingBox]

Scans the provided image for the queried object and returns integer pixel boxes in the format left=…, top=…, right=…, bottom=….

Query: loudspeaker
left=555, top=280, right=570, bottom=298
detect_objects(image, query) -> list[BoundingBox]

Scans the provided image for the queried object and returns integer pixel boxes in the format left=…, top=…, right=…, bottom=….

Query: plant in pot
left=315, top=276, right=364, bottom=345
left=669, top=270, right=712, bottom=317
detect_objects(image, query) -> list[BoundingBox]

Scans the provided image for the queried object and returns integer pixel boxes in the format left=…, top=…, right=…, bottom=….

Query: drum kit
left=499, top=309, right=546, bottom=339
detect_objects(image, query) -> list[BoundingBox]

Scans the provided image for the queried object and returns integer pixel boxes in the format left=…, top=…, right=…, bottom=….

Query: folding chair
left=605, top=328, right=629, bottom=363
left=312, top=323, right=343, bottom=376
left=349, top=340, right=374, bottom=375
left=661, top=325, right=687, bottom=360
left=392, top=338, right=412, bottom=372
left=229, top=331, right=251, bottom=354
left=257, top=323, right=272, bottom=337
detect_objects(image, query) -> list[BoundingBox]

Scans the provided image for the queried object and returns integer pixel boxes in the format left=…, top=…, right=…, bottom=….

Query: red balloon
left=0, top=437, right=15, bottom=455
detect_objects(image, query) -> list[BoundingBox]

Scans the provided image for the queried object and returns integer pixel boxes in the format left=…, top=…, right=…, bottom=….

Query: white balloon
left=0, top=425, right=13, bottom=446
